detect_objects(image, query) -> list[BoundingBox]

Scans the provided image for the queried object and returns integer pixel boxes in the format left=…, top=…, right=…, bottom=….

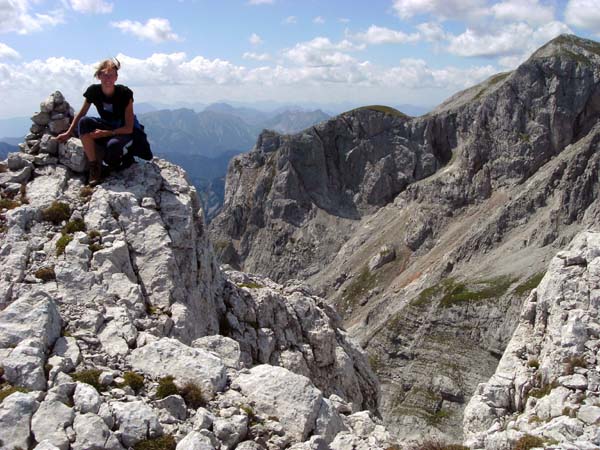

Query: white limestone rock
left=72, top=412, right=124, bottom=450
left=31, top=399, right=75, bottom=450
left=192, top=335, right=243, bottom=369
left=74, top=382, right=102, bottom=414
left=176, top=431, right=216, bottom=450
left=127, top=338, right=227, bottom=396
left=577, top=405, right=600, bottom=425
left=110, top=400, right=162, bottom=447
left=155, top=395, right=187, bottom=421
left=0, top=391, right=40, bottom=450
left=58, top=138, right=88, bottom=173
left=233, top=364, right=323, bottom=441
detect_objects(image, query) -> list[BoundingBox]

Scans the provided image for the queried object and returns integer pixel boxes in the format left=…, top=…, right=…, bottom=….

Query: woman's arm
left=56, top=100, right=91, bottom=142
left=109, top=99, right=134, bottom=136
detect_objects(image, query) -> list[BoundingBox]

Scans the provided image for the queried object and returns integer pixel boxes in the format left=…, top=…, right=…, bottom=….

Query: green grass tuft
left=341, top=266, right=377, bottom=309
left=133, top=435, right=176, bottom=450
left=180, top=381, right=204, bottom=409
left=56, top=234, right=73, bottom=256
left=122, top=371, right=145, bottom=393
left=0, top=384, right=29, bottom=403
left=42, top=201, right=71, bottom=225
left=514, top=435, right=545, bottom=450
left=62, top=218, right=86, bottom=234
left=71, top=369, right=104, bottom=391
left=156, top=376, right=179, bottom=399
left=440, top=276, right=516, bottom=308
left=237, top=281, right=264, bottom=289
left=0, top=198, right=19, bottom=210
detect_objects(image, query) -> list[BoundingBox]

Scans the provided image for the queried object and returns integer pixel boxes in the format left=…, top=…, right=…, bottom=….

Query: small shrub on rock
left=527, top=358, right=540, bottom=369
left=564, top=356, right=587, bottom=375
left=34, top=266, right=56, bottom=281
left=123, top=371, right=145, bottom=393
left=80, top=185, right=94, bottom=199
left=133, top=435, right=176, bottom=450
left=514, top=435, right=545, bottom=450
left=71, top=369, right=103, bottom=391
left=408, top=441, right=469, bottom=450
left=56, top=234, right=73, bottom=256
left=180, top=381, right=204, bottom=408
left=42, top=201, right=70, bottom=225
left=62, top=218, right=86, bottom=234
left=0, top=198, right=19, bottom=210
left=89, top=243, right=103, bottom=253
left=156, top=376, right=178, bottom=399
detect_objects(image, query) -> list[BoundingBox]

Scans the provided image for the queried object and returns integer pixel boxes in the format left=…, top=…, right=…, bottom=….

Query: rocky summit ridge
left=210, top=34, right=600, bottom=446
left=0, top=99, right=393, bottom=447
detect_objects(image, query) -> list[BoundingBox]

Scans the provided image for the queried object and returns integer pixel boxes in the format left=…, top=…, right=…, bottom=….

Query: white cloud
left=0, top=51, right=498, bottom=118
left=416, top=22, right=448, bottom=42
left=283, top=15, right=297, bottom=24
left=243, top=52, right=271, bottom=61
left=313, top=16, right=325, bottom=24
left=0, top=42, right=20, bottom=59
left=110, top=18, right=182, bottom=43
left=69, top=0, right=113, bottom=14
left=352, top=25, right=420, bottom=44
left=392, top=0, right=488, bottom=21
left=249, top=33, right=263, bottom=45
left=283, top=37, right=365, bottom=67
left=248, top=0, right=274, bottom=4
left=447, top=20, right=571, bottom=65
left=565, top=0, right=600, bottom=32
left=338, top=17, right=350, bottom=23
left=491, top=0, right=554, bottom=26
left=0, top=0, right=64, bottom=34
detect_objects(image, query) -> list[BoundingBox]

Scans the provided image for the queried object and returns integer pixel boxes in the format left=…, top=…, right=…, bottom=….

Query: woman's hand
left=89, top=129, right=114, bottom=139
left=56, top=131, right=72, bottom=143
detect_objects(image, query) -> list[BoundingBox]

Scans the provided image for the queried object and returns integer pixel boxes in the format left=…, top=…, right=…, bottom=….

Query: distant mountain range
left=0, top=141, right=18, bottom=160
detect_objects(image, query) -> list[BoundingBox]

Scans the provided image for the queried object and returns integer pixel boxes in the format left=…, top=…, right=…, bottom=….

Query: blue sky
left=1, top=0, right=600, bottom=118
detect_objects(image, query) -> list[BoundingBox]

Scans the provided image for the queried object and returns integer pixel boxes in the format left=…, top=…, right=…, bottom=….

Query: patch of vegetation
left=133, top=435, right=176, bottom=450
left=426, top=409, right=452, bottom=426
left=440, top=276, right=516, bottom=308
left=62, top=218, right=86, bottom=234
left=213, top=240, right=230, bottom=252
left=34, top=266, right=56, bottom=282
left=519, top=133, right=531, bottom=143
left=342, top=266, right=377, bottom=309
left=352, top=105, right=409, bottom=118
left=0, top=384, right=29, bottom=403
left=410, top=283, right=446, bottom=309
left=474, top=72, right=511, bottom=100
left=408, top=441, right=469, bottom=450
left=88, top=230, right=101, bottom=240
left=56, top=234, right=73, bottom=256
left=514, top=272, right=545, bottom=296
left=528, top=415, right=542, bottom=424
left=562, top=406, right=576, bottom=418
left=71, top=369, right=104, bottom=392
left=528, top=380, right=558, bottom=399
left=41, top=201, right=71, bottom=225
left=368, top=352, right=382, bottom=373
left=180, top=381, right=204, bottom=409
left=527, top=358, right=540, bottom=370
left=0, top=198, right=19, bottom=210
left=156, top=376, right=179, bottom=399
left=88, top=243, right=103, bottom=253
left=122, top=371, right=145, bottom=394
left=514, top=435, right=545, bottom=450
left=564, top=355, right=587, bottom=375
left=80, top=185, right=94, bottom=200
left=19, top=183, right=28, bottom=205
left=237, top=281, right=264, bottom=290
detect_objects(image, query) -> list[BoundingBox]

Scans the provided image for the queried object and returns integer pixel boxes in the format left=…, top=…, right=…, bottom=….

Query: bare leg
left=80, top=133, right=97, bottom=161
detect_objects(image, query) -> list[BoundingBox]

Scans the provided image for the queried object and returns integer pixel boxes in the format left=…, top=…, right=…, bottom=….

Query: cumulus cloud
left=249, top=33, right=263, bottom=45
left=313, top=16, right=325, bottom=24
left=283, top=15, right=297, bottom=24
left=491, top=0, right=554, bottom=26
left=243, top=51, right=271, bottom=61
left=283, top=37, right=365, bottom=67
left=352, top=25, right=420, bottom=44
left=110, top=18, right=182, bottom=43
left=447, top=20, right=571, bottom=65
left=69, top=0, right=113, bottom=14
left=416, top=22, right=449, bottom=42
left=392, top=0, right=488, bottom=21
left=0, top=42, right=20, bottom=59
left=0, top=0, right=64, bottom=34
left=565, top=0, right=600, bottom=32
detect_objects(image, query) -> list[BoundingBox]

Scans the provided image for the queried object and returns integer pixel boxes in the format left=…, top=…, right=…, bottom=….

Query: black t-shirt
left=83, top=84, right=134, bottom=126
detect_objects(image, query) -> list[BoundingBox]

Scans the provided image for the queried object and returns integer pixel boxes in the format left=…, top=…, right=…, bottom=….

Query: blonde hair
left=94, top=58, right=121, bottom=78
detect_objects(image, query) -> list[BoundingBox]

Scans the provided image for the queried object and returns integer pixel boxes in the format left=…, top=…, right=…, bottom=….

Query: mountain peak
left=530, top=33, right=600, bottom=62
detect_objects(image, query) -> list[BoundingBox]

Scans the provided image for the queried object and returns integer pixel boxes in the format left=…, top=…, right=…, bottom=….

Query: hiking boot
left=88, top=160, right=102, bottom=186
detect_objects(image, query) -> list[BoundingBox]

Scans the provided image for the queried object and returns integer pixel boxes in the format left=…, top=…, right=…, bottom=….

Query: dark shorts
left=78, top=116, right=133, bottom=168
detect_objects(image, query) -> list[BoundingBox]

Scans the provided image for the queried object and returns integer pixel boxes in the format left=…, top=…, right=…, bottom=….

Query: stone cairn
left=20, top=91, right=74, bottom=158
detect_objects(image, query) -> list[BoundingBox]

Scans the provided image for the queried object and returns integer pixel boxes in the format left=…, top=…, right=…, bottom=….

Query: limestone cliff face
left=210, top=34, right=600, bottom=444
left=0, top=113, right=389, bottom=448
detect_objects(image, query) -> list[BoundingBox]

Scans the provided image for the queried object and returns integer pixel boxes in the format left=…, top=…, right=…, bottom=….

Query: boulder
left=58, top=138, right=88, bottom=172
left=31, top=399, right=75, bottom=450
left=72, top=412, right=124, bottom=450
left=0, top=391, right=40, bottom=450
left=110, top=400, right=162, bottom=447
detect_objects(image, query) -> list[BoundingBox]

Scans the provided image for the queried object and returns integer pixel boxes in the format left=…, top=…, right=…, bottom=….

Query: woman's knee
left=78, top=116, right=100, bottom=136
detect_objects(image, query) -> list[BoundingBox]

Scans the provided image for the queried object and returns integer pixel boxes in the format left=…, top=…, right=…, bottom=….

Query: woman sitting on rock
left=57, top=58, right=135, bottom=186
